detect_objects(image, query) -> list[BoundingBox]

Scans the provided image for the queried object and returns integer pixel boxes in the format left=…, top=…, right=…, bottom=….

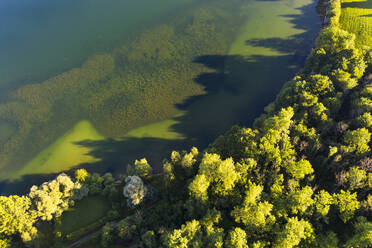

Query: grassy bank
left=57, top=196, right=110, bottom=235
left=340, top=0, right=372, bottom=46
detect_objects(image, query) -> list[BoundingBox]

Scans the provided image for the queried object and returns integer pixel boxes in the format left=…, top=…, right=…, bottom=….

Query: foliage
left=335, top=190, right=360, bottom=223
left=346, top=217, right=372, bottom=248
left=141, top=230, right=157, bottom=248
left=101, top=222, right=117, bottom=248
left=343, top=128, right=371, bottom=154
left=225, top=228, right=248, bottom=248
left=314, top=190, right=334, bottom=217
left=163, top=220, right=202, bottom=248
left=117, top=217, right=136, bottom=241
left=29, top=173, right=79, bottom=221
left=131, top=158, right=153, bottom=179
left=0, top=196, right=37, bottom=242
left=123, top=176, right=148, bottom=208
left=86, top=173, right=104, bottom=195
left=75, top=169, right=89, bottom=183
left=272, top=217, right=313, bottom=248
left=0, top=236, right=11, bottom=248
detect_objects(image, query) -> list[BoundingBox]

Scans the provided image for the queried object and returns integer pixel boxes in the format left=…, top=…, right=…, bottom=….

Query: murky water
left=0, top=0, right=320, bottom=194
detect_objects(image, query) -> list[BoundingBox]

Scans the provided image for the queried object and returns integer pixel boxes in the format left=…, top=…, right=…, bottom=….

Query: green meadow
left=57, top=195, right=110, bottom=235
left=340, top=0, right=372, bottom=47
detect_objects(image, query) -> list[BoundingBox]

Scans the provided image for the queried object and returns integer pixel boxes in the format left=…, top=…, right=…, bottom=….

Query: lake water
left=0, top=0, right=321, bottom=194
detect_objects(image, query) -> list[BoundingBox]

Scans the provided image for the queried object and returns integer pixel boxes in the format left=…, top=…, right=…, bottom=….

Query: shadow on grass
left=0, top=0, right=321, bottom=195
left=341, top=0, right=372, bottom=9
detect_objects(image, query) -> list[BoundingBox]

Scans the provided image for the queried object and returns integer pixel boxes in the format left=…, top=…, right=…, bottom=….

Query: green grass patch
left=58, top=195, right=110, bottom=235
left=340, top=0, right=372, bottom=47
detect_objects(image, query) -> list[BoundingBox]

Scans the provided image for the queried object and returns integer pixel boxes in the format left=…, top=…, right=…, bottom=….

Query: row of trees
left=0, top=174, right=85, bottom=246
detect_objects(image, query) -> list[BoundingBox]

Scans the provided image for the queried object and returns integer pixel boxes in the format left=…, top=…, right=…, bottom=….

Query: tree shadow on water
left=66, top=53, right=310, bottom=187
left=71, top=0, right=321, bottom=178
left=75, top=137, right=191, bottom=175
left=0, top=173, right=61, bottom=195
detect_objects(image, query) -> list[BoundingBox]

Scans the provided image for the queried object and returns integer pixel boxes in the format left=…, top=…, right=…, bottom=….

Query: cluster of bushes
left=0, top=167, right=130, bottom=247
left=0, top=173, right=85, bottom=247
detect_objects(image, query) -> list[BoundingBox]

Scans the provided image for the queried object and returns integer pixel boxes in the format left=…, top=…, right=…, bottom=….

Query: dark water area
left=0, top=0, right=321, bottom=195
left=0, top=0, right=196, bottom=99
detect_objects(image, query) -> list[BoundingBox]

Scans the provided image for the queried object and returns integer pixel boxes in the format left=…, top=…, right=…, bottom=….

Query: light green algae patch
left=13, top=121, right=104, bottom=179
left=12, top=115, right=185, bottom=179
left=229, top=0, right=313, bottom=57
left=123, top=113, right=186, bottom=140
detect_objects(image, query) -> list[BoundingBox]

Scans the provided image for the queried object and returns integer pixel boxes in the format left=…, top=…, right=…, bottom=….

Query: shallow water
left=0, top=0, right=320, bottom=194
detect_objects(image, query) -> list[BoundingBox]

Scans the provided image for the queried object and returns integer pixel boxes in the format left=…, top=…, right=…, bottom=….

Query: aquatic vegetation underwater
left=0, top=0, right=322, bottom=193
